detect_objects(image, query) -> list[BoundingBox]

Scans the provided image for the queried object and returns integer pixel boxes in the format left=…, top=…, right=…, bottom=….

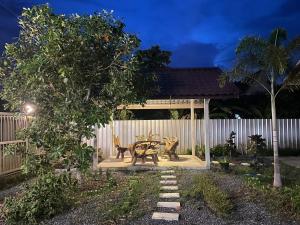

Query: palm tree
left=221, top=28, right=300, bottom=187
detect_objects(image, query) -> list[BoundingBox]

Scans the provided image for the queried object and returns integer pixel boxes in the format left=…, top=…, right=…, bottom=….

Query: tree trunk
left=271, top=76, right=282, bottom=187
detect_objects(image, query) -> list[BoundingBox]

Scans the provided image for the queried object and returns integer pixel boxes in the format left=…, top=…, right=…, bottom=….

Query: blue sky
left=0, top=0, right=299, bottom=68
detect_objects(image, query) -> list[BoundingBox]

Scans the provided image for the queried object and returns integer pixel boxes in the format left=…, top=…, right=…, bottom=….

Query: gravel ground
left=0, top=182, right=26, bottom=202
left=130, top=171, right=299, bottom=225
left=1, top=171, right=299, bottom=225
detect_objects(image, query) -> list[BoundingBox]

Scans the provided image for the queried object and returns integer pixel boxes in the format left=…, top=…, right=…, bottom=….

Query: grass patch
left=183, top=173, right=233, bottom=217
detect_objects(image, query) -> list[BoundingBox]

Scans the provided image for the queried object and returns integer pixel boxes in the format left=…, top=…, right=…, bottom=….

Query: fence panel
left=96, top=119, right=300, bottom=158
left=0, top=113, right=28, bottom=175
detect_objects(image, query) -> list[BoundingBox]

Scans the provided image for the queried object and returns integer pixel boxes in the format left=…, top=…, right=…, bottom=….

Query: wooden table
left=131, top=140, right=161, bottom=166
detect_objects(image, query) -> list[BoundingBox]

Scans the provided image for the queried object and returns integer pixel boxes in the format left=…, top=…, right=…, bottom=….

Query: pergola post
left=110, top=113, right=115, bottom=157
left=204, top=98, right=211, bottom=169
left=190, top=99, right=195, bottom=156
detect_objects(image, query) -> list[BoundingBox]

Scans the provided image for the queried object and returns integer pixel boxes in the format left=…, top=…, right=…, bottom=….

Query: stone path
left=151, top=170, right=180, bottom=222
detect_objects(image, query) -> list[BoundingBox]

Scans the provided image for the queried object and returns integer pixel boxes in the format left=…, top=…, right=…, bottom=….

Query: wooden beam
left=204, top=98, right=211, bottom=169
left=190, top=99, right=195, bottom=156
left=117, top=102, right=204, bottom=110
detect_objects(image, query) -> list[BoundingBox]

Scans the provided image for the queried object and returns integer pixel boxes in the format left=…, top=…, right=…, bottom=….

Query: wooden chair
left=131, top=140, right=160, bottom=166
left=163, top=137, right=179, bottom=160
left=113, top=135, right=130, bottom=159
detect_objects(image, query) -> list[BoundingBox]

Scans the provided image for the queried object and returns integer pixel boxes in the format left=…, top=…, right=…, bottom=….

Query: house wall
left=95, top=119, right=300, bottom=158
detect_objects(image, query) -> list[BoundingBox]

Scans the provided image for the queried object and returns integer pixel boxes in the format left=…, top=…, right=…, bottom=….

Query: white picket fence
left=95, top=119, right=300, bottom=158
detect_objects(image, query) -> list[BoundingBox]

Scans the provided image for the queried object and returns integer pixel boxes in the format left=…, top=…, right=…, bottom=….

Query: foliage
left=220, top=28, right=300, bottom=93
left=0, top=5, right=170, bottom=173
left=210, top=144, right=228, bottom=158
left=183, top=173, right=233, bottom=216
left=225, top=131, right=237, bottom=156
left=99, top=173, right=160, bottom=223
left=1, top=172, right=76, bottom=225
left=232, top=162, right=300, bottom=220
left=114, top=109, right=135, bottom=120
left=169, top=109, right=179, bottom=119
left=220, top=27, right=300, bottom=186
left=3, top=143, right=26, bottom=156
left=247, top=134, right=267, bottom=156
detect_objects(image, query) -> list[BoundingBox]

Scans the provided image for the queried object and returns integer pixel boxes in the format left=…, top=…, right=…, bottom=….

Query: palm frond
left=269, top=28, right=287, bottom=46
left=287, top=36, right=300, bottom=53
left=264, top=45, right=288, bottom=74
left=236, top=37, right=266, bottom=54
left=282, top=63, right=300, bottom=91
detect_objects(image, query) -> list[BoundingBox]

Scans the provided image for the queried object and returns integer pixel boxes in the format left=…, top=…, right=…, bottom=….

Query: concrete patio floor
left=280, top=157, right=300, bottom=168
left=97, top=155, right=207, bottom=171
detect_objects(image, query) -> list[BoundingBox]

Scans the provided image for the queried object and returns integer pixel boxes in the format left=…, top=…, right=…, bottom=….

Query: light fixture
left=24, top=103, right=36, bottom=115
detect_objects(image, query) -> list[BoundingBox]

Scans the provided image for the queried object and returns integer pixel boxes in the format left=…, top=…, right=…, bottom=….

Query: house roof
left=154, top=67, right=239, bottom=99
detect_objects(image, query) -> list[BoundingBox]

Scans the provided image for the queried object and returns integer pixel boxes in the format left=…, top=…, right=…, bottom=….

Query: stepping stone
left=152, top=212, right=179, bottom=221
left=157, top=201, right=181, bottom=210
left=161, top=175, right=176, bottom=179
left=159, top=192, right=180, bottom=198
left=160, top=185, right=179, bottom=191
left=160, top=180, right=177, bottom=185
left=161, top=170, right=175, bottom=174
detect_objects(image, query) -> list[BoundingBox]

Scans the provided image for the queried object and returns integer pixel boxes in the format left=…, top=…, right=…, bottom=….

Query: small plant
left=224, top=131, right=237, bottom=157
left=1, top=172, right=76, bottom=225
left=106, top=170, right=117, bottom=188
left=247, top=134, right=266, bottom=165
left=210, top=144, right=226, bottom=158
left=219, top=158, right=230, bottom=172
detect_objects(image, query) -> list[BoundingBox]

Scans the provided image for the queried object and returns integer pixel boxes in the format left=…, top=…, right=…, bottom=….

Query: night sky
left=1, top=0, right=300, bottom=68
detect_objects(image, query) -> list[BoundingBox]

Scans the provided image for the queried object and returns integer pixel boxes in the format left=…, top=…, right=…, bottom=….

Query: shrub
left=210, top=144, right=227, bottom=158
left=225, top=131, right=238, bottom=156
left=184, top=174, right=233, bottom=216
left=1, top=172, right=76, bottom=225
left=247, top=134, right=267, bottom=156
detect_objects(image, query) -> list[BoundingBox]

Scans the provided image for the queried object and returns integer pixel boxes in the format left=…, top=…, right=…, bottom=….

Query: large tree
left=220, top=28, right=300, bottom=187
left=0, top=5, right=170, bottom=172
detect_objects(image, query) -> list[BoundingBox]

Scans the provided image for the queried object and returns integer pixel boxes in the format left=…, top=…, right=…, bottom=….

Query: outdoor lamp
left=24, top=103, right=36, bottom=115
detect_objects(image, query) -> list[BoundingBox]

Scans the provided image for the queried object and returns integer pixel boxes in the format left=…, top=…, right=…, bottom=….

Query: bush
left=184, top=173, right=233, bottom=216
left=1, top=172, right=76, bottom=225
left=247, top=134, right=266, bottom=156
left=210, top=144, right=227, bottom=158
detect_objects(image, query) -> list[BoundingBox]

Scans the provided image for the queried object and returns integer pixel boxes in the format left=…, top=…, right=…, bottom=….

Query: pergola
left=117, top=98, right=211, bottom=167
left=115, top=67, right=239, bottom=169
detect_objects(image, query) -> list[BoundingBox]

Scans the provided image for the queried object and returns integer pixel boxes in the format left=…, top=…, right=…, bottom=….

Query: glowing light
left=24, top=104, right=35, bottom=115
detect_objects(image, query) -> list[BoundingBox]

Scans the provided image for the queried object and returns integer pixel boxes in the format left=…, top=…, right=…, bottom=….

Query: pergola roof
left=153, top=67, right=239, bottom=99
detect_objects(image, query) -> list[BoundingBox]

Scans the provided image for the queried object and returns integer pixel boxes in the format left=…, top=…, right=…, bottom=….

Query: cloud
left=0, top=0, right=299, bottom=67
left=170, top=42, right=219, bottom=67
